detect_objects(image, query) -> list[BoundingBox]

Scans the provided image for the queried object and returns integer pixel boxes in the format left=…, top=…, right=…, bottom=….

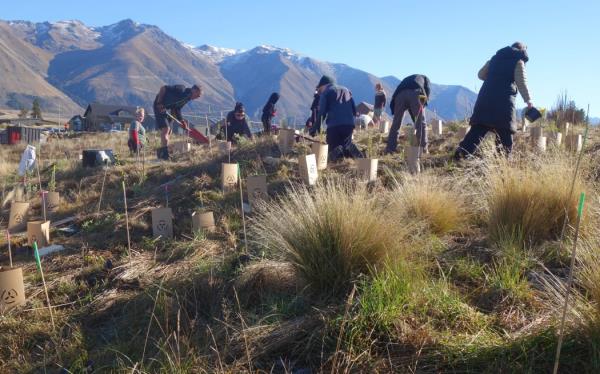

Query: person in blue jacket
left=309, top=75, right=363, bottom=160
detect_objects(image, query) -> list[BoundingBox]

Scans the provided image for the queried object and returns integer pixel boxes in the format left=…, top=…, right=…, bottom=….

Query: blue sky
left=4, top=0, right=599, bottom=116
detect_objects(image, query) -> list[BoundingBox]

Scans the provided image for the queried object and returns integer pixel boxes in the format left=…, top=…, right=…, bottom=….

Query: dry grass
left=480, top=148, right=585, bottom=245
left=251, top=178, right=406, bottom=295
left=387, top=173, right=469, bottom=235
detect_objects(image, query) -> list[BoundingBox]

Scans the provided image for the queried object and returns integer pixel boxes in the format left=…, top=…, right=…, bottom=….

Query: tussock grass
left=251, top=178, right=405, bottom=295
left=387, top=173, right=468, bottom=235
left=481, top=149, right=584, bottom=245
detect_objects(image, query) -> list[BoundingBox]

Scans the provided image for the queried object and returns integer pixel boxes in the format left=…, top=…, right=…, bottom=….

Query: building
left=0, top=126, right=46, bottom=145
left=356, top=102, right=374, bottom=116
left=82, top=103, right=137, bottom=131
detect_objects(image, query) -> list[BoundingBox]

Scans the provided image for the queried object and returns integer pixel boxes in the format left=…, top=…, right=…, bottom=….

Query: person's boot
left=162, top=147, right=170, bottom=160
left=345, top=143, right=365, bottom=159
left=328, top=145, right=345, bottom=162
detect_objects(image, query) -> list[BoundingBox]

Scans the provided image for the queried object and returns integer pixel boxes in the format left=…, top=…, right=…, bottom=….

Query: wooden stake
left=33, top=241, right=56, bottom=331
left=553, top=192, right=586, bottom=374
left=122, top=180, right=132, bottom=259
left=35, top=152, right=47, bottom=221
left=6, top=230, right=12, bottom=267
left=97, top=166, right=108, bottom=214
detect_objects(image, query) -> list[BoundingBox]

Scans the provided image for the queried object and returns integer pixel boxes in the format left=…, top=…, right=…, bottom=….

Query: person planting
left=309, top=75, right=363, bottom=160
left=261, top=92, right=280, bottom=135
left=386, top=74, right=431, bottom=154
left=153, top=84, right=202, bottom=160
left=224, top=102, right=253, bottom=144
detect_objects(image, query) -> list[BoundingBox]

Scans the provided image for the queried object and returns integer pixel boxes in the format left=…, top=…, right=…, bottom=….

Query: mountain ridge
left=0, top=18, right=477, bottom=122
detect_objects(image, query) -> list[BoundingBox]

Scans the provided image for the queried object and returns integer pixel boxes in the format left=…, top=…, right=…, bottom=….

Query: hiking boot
left=156, top=146, right=170, bottom=160
left=328, top=146, right=345, bottom=162
left=345, top=143, right=365, bottom=159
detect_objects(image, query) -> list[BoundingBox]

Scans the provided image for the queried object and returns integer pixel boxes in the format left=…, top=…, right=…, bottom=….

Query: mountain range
left=0, top=19, right=478, bottom=122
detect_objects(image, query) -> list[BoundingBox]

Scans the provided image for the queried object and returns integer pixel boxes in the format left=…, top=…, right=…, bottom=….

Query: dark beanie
left=234, top=102, right=245, bottom=113
left=317, top=75, right=334, bottom=88
left=192, top=84, right=202, bottom=91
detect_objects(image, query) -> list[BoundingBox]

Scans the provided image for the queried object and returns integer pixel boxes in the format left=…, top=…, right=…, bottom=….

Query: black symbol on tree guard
left=1, top=289, right=19, bottom=305
left=14, top=213, right=24, bottom=224
left=225, top=175, right=236, bottom=184
left=156, top=219, right=170, bottom=232
left=252, top=188, right=263, bottom=199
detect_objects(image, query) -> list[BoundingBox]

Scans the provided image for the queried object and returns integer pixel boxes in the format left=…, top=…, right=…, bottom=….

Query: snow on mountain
left=192, top=44, right=243, bottom=63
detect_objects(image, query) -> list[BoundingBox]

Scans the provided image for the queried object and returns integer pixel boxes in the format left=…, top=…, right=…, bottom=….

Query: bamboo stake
left=33, top=241, right=56, bottom=331
left=122, top=180, right=132, bottom=259
left=553, top=192, right=586, bottom=374
left=6, top=230, right=12, bottom=267
left=97, top=166, right=108, bottom=214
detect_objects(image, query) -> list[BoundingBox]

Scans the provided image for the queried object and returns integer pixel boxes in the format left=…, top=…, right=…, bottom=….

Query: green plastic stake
left=33, top=241, right=42, bottom=272
left=577, top=192, right=586, bottom=218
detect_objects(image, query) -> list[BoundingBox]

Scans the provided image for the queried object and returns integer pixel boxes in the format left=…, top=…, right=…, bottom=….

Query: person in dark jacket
left=261, top=93, right=280, bottom=135
left=153, top=84, right=202, bottom=159
left=455, top=42, right=533, bottom=158
left=225, top=102, right=253, bottom=143
left=305, top=91, right=320, bottom=129
left=386, top=74, right=430, bottom=153
left=373, top=83, right=387, bottom=125
left=309, top=75, right=363, bottom=160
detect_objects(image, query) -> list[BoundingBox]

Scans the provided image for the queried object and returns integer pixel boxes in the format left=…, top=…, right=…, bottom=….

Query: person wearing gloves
left=455, top=42, right=533, bottom=158
left=128, top=107, right=147, bottom=154
left=386, top=74, right=431, bottom=154
left=309, top=75, right=363, bottom=160
left=153, top=84, right=202, bottom=160
left=261, top=92, right=280, bottom=135
left=225, top=102, right=253, bottom=143
left=305, top=91, right=320, bottom=130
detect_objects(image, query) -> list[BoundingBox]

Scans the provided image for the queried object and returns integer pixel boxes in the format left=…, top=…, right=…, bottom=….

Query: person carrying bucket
left=455, top=42, right=533, bottom=158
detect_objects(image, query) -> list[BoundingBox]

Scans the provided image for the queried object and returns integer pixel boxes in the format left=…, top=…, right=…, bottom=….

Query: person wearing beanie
left=225, top=102, right=253, bottom=143
left=386, top=74, right=430, bottom=154
left=153, top=84, right=202, bottom=160
left=261, top=92, right=280, bottom=135
left=305, top=90, right=320, bottom=129
left=455, top=42, right=533, bottom=158
left=309, top=75, right=364, bottom=160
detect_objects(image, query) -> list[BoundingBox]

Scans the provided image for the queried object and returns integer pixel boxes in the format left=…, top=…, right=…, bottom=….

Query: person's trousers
left=327, top=125, right=354, bottom=149
left=386, top=89, right=427, bottom=152
left=455, top=124, right=513, bottom=158
left=262, top=117, right=272, bottom=134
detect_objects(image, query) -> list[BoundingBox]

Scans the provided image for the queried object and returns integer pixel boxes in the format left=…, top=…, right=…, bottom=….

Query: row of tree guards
left=0, top=118, right=589, bottom=319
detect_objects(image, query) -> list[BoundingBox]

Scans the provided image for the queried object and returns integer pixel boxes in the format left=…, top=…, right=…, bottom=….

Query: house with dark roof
left=83, top=103, right=137, bottom=131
